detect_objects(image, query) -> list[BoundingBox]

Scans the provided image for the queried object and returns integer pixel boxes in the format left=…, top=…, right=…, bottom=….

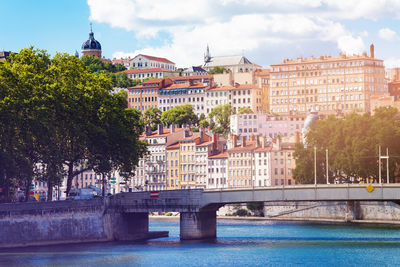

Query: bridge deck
left=202, top=184, right=400, bottom=207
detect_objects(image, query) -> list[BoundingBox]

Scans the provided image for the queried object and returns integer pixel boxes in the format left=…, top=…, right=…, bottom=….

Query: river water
left=1, top=219, right=400, bottom=266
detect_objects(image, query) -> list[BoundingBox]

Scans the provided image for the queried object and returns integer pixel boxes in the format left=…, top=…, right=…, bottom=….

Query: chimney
left=251, top=135, right=255, bottom=142
left=145, top=125, right=152, bottom=136
left=256, top=135, right=261, bottom=147
left=170, top=124, right=175, bottom=133
left=157, top=124, right=164, bottom=135
left=370, top=44, right=374, bottom=58
left=232, top=134, right=238, bottom=147
left=212, top=133, right=219, bottom=153
left=200, top=127, right=206, bottom=143
left=184, top=128, right=190, bottom=138
left=241, top=136, right=246, bottom=147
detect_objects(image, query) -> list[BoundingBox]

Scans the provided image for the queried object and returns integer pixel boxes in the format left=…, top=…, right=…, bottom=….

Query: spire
left=74, top=50, right=79, bottom=58
left=89, top=23, right=94, bottom=39
left=204, top=44, right=211, bottom=63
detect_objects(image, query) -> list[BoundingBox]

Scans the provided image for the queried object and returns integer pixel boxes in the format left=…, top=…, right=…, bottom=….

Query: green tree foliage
left=208, top=104, right=232, bottom=136
left=161, top=104, right=198, bottom=127
left=293, top=107, right=400, bottom=184
left=112, top=72, right=133, bottom=88
left=237, top=107, right=253, bottom=114
left=80, top=55, right=126, bottom=73
left=199, top=119, right=209, bottom=129
left=144, top=107, right=162, bottom=130
left=0, top=48, right=147, bottom=201
left=209, top=66, right=227, bottom=74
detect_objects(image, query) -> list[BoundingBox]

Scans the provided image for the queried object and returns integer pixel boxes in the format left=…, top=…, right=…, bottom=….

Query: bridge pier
left=112, top=212, right=148, bottom=240
left=180, top=210, right=217, bottom=240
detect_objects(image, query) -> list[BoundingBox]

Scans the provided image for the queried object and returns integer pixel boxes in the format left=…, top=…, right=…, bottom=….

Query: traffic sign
left=150, top=191, right=159, bottom=198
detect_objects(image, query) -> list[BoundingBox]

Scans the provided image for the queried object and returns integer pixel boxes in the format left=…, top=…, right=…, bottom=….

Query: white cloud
left=378, top=28, right=397, bottom=40
left=337, top=35, right=366, bottom=55
left=383, top=57, right=400, bottom=68
left=88, top=0, right=393, bottom=66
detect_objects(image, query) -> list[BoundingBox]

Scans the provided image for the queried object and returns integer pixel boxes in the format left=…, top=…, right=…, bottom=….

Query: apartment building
left=205, top=86, right=231, bottom=114
left=179, top=130, right=199, bottom=189
left=270, top=45, right=385, bottom=115
left=129, top=54, right=176, bottom=71
left=158, top=82, right=207, bottom=116
left=254, top=144, right=272, bottom=187
left=134, top=125, right=184, bottom=191
left=124, top=68, right=177, bottom=81
left=207, top=151, right=228, bottom=189
left=227, top=137, right=256, bottom=188
left=127, top=78, right=172, bottom=112
left=255, top=69, right=271, bottom=112
left=166, top=141, right=180, bottom=190
left=271, top=142, right=297, bottom=186
left=230, top=112, right=304, bottom=139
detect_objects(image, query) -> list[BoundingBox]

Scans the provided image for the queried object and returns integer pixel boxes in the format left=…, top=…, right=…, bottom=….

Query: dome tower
left=81, top=23, right=102, bottom=58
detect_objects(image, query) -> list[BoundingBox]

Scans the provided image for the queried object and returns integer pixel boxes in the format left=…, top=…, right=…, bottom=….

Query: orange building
left=270, top=45, right=385, bottom=115
left=255, top=69, right=271, bottom=112
left=127, top=78, right=172, bottom=112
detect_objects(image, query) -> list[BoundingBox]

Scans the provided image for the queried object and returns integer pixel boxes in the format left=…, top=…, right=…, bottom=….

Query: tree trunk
left=66, top=162, right=74, bottom=197
left=25, top=178, right=32, bottom=202
left=102, top=173, right=105, bottom=197
left=47, top=180, right=53, bottom=201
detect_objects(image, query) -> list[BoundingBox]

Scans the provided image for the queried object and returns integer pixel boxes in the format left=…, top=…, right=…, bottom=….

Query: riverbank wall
left=0, top=199, right=166, bottom=248
left=217, top=201, right=400, bottom=222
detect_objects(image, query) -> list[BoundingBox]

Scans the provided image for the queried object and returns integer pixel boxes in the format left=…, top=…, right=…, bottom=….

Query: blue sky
left=2, top=0, right=400, bottom=68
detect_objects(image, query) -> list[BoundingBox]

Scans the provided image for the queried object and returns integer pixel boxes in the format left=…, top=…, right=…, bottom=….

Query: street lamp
left=314, top=146, right=317, bottom=185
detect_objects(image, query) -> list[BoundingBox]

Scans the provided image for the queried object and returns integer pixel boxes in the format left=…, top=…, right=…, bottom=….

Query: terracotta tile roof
left=197, top=141, right=213, bottom=147
left=228, top=141, right=257, bottom=152
left=207, top=84, right=259, bottom=91
left=162, top=83, right=206, bottom=90
left=271, top=54, right=383, bottom=67
left=141, top=54, right=175, bottom=64
left=255, top=69, right=271, bottom=76
left=169, top=75, right=213, bottom=80
left=209, top=152, right=228, bottom=159
left=123, top=68, right=176, bottom=74
left=141, top=128, right=184, bottom=138
left=167, top=142, right=180, bottom=149
left=254, top=146, right=273, bottom=152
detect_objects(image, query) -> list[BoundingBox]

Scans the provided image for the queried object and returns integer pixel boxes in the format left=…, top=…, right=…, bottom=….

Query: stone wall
left=263, top=201, right=400, bottom=222
left=0, top=199, right=114, bottom=248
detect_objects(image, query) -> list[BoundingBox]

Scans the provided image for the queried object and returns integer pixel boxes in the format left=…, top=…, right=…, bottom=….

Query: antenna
left=90, top=22, right=93, bottom=33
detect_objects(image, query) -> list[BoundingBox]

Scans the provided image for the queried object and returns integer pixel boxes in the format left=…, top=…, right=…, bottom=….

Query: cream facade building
left=270, top=45, right=385, bottom=115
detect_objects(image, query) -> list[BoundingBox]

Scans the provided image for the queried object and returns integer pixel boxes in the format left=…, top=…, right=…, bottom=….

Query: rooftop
left=139, top=54, right=175, bottom=64
left=124, top=68, right=176, bottom=74
left=204, top=55, right=253, bottom=68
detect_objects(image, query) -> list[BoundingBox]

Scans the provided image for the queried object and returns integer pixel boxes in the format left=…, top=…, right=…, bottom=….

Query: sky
left=2, top=0, right=400, bottom=68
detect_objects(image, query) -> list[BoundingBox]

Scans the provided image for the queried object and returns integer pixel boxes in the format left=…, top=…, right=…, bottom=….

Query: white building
left=134, top=125, right=184, bottom=191
left=254, top=145, right=272, bottom=187
left=207, top=151, right=228, bottom=189
left=203, top=46, right=259, bottom=73
left=129, top=54, right=176, bottom=71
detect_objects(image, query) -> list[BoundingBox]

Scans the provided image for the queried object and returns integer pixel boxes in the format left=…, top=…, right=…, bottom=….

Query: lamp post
left=314, top=146, right=317, bottom=185
left=326, top=148, right=329, bottom=184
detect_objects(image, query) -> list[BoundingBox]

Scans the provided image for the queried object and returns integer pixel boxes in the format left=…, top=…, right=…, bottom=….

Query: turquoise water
left=1, top=219, right=400, bottom=266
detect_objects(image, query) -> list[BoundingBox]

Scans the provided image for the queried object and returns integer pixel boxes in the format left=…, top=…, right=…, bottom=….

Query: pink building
left=230, top=113, right=305, bottom=139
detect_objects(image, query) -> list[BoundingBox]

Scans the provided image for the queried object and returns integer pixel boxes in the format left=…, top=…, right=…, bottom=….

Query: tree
left=209, top=66, right=227, bottom=74
left=208, top=104, right=232, bottom=136
left=112, top=72, right=133, bottom=88
left=161, top=104, right=198, bottom=127
left=144, top=107, right=162, bottom=130
left=238, top=107, right=253, bottom=114
left=199, top=119, right=209, bottom=129
left=0, top=48, right=148, bottom=201
left=293, top=107, right=400, bottom=184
